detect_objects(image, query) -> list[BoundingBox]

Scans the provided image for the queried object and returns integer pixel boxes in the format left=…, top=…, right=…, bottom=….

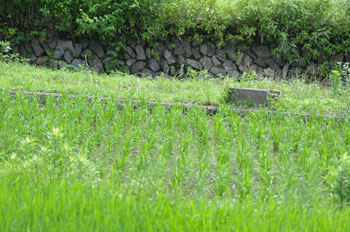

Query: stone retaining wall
left=15, top=35, right=350, bottom=78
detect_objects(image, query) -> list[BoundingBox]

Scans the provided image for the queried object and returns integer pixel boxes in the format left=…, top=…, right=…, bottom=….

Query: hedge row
left=1, top=0, right=350, bottom=63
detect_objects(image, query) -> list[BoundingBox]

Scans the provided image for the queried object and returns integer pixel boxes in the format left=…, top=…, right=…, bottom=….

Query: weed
left=0, top=41, right=27, bottom=63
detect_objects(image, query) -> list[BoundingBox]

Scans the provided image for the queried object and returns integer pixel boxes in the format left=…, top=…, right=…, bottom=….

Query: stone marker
left=228, top=88, right=280, bottom=107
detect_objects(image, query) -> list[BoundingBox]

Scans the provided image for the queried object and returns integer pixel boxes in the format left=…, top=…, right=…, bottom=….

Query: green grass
left=0, top=61, right=224, bottom=105
left=1, top=61, right=350, bottom=115
left=1, top=91, right=350, bottom=231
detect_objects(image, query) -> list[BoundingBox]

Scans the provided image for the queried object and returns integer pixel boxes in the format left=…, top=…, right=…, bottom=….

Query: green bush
left=0, top=0, right=160, bottom=41
left=0, top=0, right=350, bottom=64
left=0, top=40, right=26, bottom=62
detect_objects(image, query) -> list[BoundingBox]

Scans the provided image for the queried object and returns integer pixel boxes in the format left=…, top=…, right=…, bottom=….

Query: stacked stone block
left=17, top=36, right=350, bottom=78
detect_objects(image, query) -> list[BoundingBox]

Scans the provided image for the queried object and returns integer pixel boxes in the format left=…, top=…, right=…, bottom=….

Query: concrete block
left=228, top=88, right=280, bottom=107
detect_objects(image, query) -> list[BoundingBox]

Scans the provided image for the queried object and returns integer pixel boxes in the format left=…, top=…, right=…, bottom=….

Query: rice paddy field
left=1, top=61, right=350, bottom=231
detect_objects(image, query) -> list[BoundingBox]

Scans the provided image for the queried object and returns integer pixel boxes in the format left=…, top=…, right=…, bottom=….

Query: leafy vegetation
left=1, top=90, right=350, bottom=230
left=0, top=40, right=24, bottom=62
left=1, top=0, right=350, bottom=63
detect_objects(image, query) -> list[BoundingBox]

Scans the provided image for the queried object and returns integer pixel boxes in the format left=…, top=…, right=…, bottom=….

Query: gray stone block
left=126, top=47, right=136, bottom=59
left=148, top=59, right=160, bottom=72
left=210, top=67, right=226, bottom=76
left=282, top=64, right=290, bottom=79
left=243, top=55, right=253, bottom=67
left=71, top=59, right=85, bottom=69
left=186, top=59, right=202, bottom=70
left=228, top=70, right=240, bottom=78
left=126, top=59, right=136, bottom=66
left=117, top=59, right=125, bottom=66
left=200, top=44, right=207, bottom=56
left=53, top=48, right=64, bottom=59
left=266, top=58, right=281, bottom=74
left=135, top=44, right=146, bottom=60
left=54, top=40, right=74, bottom=59
left=236, top=53, right=245, bottom=66
left=64, top=50, right=73, bottom=63
left=47, top=37, right=58, bottom=49
left=192, top=48, right=201, bottom=60
left=211, top=57, right=221, bottom=67
left=88, top=55, right=104, bottom=73
left=200, top=57, right=212, bottom=70
left=228, top=88, right=280, bottom=107
left=239, top=65, right=248, bottom=73
left=247, top=51, right=257, bottom=61
left=160, top=59, right=169, bottom=73
left=42, top=43, right=51, bottom=56
left=170, top=66, right=176, bottom=76
left=248, top=64, right=260, bottom=74
left=207, top=43, right=216, bottom=57
left=131, top=61, right=146, bottom=74
left=72, top=44, right=82, bottom=58
left=164, top=49, right=176, bottom=65
left=225, top=47, right=236, bottom=60
left=124, top=52, right=131, bottom=60
left=31, top=39, right=44, bottom=57
left=178, top=55, right=186, bottom=66
left=254, top=45, right=271, bottom=58
left=254, top=57, right=266, bottom=68
left=174, top=43, right=185, bottom=56
left=57, top=40, right=74, bottom=54
left=145, top=47, right=152, bottom=59
left=142, top=68, right=156, bottom=78
left=222, top=60, right=237, bottom=73
left=89, top=41, right=105, bottom=58
left=216, top=49, right=227, bottom=61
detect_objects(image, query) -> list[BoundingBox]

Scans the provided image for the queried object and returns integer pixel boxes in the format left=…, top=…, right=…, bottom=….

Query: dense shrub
left=0, top=0, right=162, bottom=42
left=1, top=0, right=350, bottom=62
left=161, top=0, right=350, bottom=61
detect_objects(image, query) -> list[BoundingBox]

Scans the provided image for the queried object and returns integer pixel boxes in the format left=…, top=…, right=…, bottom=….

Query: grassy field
left=1, top=62, right=350, bottom=231
left=1, top=61, right=350, bottom=115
